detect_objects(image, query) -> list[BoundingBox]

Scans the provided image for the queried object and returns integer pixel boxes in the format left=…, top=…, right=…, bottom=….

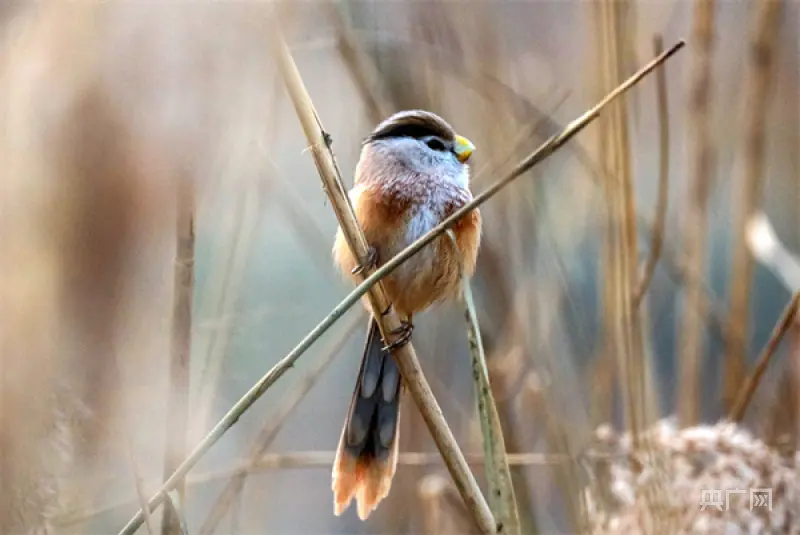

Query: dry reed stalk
left=161, top=181, right=195, bottom=535
left=272, top=25, right=498, bottom=532
left=633, top=35, right=670, bottom=309
left=116, top=38, right=683, bottom=535
left=80, top=449, right=577, bottom=518
left=729, top=291, right=800, bottom=422
left=622, top=5, right=659, bottom=438
left=636, top=290, right=663, bottom=435
left=64, top=448, right=573, bottom=529
left=795, top=7, right=800, bottom=446
left=448, top=230, right=521, bottom=535
left=594, top=0, right=648, bottom=444
left=594, top=6, right=672, bottom=530
left=586, top=348, right=616, bottom=428
left=725, top=0, right=784, bottom=413
left=678, top=0, right=717, bottom=427
left=592, top=0, right=617, bottom=429
left=615, top=1, right=655, bottom=437
left=792, top=315, right=800, bottom=450
left=222, top=450, right=571, bottom=471
left=197, top=310, right=365, bottom=535
left=631, top=33, right=673, bottom=440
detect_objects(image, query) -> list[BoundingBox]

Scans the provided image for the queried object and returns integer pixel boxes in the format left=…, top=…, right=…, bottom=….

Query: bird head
left=358, top=110, right=475, bottom=189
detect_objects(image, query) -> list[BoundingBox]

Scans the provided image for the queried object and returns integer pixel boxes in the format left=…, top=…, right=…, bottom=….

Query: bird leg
left=351, top=245, right=378, bottom=276
left=382, top=318, right=413, bottom=352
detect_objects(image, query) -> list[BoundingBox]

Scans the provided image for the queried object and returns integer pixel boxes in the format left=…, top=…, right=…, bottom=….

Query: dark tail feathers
left=332, top=318, right=403, bottom=520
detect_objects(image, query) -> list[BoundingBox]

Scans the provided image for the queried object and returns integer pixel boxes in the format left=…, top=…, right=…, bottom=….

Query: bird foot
left=351, top=245, right=378, bottom=276
left=383, top=320, right=414, bottom=352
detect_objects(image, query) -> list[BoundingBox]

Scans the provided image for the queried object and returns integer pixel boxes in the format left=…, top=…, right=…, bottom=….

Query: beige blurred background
left=0, top=1, right=798, bottom=534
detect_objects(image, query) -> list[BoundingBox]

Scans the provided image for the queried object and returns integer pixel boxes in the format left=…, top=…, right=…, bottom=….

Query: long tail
left=332, top=317, right=403, bottom=520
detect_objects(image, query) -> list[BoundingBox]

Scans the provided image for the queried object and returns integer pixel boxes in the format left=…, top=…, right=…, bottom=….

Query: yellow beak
left=453, top=135, right=475, bottom=163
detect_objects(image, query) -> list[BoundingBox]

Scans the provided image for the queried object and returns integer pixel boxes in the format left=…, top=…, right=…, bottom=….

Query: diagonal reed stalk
left=115, top=38, right=684, bottom=535
left=729, top=291, right=800, bottom=422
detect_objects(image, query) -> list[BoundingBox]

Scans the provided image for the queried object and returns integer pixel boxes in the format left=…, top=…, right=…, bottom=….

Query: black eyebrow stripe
left=364, top=124, right=447, bottom=143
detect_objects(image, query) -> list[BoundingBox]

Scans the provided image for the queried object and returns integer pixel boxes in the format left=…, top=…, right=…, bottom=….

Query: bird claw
left=382, top=320, right=414, bottom=352
left=351, top=245, right=378, bottom=275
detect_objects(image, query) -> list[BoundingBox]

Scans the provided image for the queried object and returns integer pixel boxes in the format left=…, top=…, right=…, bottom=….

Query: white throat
left=447, top=165, right=470, bottom=191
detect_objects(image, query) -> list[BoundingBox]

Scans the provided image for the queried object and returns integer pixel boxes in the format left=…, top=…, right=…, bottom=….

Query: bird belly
left=333, top=184, right=479, bottom=318
left=381, top=203, right=462, bottom=315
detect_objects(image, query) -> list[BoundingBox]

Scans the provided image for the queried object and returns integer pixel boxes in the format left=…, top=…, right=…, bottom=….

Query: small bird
left=331, top=110, right=482, bottom=520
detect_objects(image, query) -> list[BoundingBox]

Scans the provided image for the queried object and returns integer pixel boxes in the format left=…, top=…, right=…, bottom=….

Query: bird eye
left=425, top=138, right=446, bottom=151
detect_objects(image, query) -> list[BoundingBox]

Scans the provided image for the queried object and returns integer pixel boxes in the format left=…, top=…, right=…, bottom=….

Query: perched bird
left=331, top=110, right=482, bottom=520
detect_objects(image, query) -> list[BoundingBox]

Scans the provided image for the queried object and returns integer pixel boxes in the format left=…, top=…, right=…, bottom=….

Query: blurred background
left=0, top=1, right=798, bottom=534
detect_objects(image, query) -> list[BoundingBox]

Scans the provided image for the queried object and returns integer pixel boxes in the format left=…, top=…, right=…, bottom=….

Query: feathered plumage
left=331, top=110, right=481, bottom=520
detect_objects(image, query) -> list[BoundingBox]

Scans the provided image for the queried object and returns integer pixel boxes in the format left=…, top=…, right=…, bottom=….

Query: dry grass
left=724, top=0, right=783, bottom=414
left=1, top=2, right=797, bottom=535
left=678, top=0, right=717, bottom=429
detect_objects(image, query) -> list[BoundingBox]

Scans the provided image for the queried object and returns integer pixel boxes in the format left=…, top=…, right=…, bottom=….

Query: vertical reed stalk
left=449, top=230, right=521, bottom=535
left=678, top=0, right=717, bottom=427
left=725, top=0, right=783, bottom=412
left=161, top=182, right=195, bottom=535
left=594, top=0, right=645, bottom=440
